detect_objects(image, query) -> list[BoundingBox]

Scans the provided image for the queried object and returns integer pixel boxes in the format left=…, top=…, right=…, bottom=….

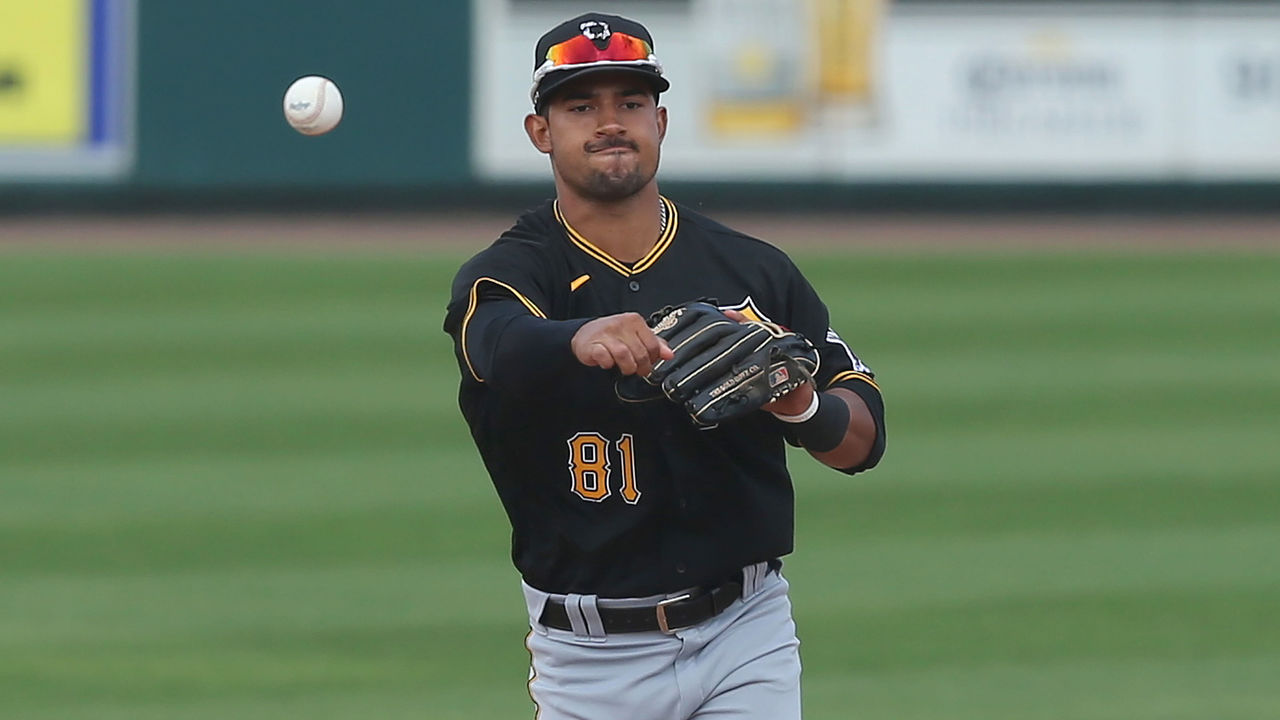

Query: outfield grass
left=2, top=249, right=1277, bottom=719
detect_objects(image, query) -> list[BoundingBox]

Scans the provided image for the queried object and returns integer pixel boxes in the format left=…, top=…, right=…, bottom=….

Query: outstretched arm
left=452, top=299, right=673, bottom=393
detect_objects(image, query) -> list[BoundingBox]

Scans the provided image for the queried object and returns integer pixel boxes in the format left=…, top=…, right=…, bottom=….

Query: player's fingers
left=634, top=326, right=672, bottom=363
left=612, top=353, right=639, bottom=376
left=588, top=342, right=615, bottom=369
left=614, top=333, right=655, bottom=371
left=573, top=316, right=633, bottom=368
left=723, top=309, right=749, bottom=323
left=631, top=330, right=667, bottom=376
left=609, top=314, right=661, bottom=375
left=656, top=337, right=675, bottom=361
left=575, top=313, right=668, bottom=373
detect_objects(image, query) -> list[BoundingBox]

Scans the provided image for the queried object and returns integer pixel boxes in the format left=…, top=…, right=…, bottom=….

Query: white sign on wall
left=472, top=0, right=1280, bottom=182
left=1185, top=10, right=1280, bottom=178
left=841, top=5, right=1173, bottom=179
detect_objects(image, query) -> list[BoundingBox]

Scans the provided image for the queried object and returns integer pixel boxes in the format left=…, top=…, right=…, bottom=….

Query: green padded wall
left=136, top=1, right=471, bottom=188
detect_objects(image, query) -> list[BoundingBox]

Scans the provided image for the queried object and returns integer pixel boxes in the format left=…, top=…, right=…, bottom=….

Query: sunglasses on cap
left=530, top=31, right=665, bottom=104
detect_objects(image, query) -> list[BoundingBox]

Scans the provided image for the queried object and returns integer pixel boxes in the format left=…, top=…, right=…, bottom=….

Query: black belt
left=539, top=562, right=778, bottom=635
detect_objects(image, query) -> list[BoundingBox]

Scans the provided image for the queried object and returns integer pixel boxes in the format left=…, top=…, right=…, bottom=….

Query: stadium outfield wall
left=2, top=0, right=1277, bottom=213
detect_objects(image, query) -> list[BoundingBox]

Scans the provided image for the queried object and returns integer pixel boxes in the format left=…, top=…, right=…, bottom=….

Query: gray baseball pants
left=521, top=563, right=802, bottom=720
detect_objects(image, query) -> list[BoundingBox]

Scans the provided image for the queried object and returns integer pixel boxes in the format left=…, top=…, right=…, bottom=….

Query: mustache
left=586, top=137, right=638, bottom=153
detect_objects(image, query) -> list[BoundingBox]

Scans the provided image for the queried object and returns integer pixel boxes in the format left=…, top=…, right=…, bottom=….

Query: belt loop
left=580, top=595, right=606, bottom=641
left=564, top=594, right=607, bottom=642
left=563, top=593, right=588, bottom=637
left=741, top=561, right=770, bottom=597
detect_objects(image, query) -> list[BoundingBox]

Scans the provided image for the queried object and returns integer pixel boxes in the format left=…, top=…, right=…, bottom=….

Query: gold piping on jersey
left=827, top=370, right=881, bottom=393
left=570, top=274, right=591, bottom=292
left=553, top=196, right=679, bottom=277
left=461, top=277, right=547, bottom=382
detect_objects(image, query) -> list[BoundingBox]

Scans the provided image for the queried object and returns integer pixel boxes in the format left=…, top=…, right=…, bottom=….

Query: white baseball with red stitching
left=283, top=76, right=343, bottom=136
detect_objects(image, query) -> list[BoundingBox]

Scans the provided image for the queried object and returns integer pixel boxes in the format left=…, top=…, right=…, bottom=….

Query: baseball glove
left=617, top=300, right=819, bottom=426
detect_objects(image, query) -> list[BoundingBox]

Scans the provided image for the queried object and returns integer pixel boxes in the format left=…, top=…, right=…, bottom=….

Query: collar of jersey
left=553, top=196, right=679, bottom=277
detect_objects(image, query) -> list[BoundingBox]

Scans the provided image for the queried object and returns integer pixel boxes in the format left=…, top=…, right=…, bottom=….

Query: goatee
left=582, top=166, right=650, bottom=201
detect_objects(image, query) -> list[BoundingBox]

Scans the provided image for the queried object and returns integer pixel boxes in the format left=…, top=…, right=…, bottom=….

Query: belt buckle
left=655, top=593, right=692, bottom=634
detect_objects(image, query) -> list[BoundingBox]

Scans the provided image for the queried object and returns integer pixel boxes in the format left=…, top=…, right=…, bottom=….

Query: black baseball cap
left=530, top=12, right=670, bottom=112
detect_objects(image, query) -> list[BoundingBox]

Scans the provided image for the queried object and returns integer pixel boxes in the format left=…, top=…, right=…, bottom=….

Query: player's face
left=525, top=73, right=668, bottom=202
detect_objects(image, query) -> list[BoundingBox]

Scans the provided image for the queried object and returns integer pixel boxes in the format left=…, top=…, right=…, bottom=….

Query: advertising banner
left=0, top=0, right=135, bottom=180
left=1184, top=8, right=1280, bottom=178
left=472, top=0, right=1280, bottom=182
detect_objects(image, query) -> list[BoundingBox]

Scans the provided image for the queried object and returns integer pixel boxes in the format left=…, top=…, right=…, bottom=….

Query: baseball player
left=443, top=12, right=886, bottom=720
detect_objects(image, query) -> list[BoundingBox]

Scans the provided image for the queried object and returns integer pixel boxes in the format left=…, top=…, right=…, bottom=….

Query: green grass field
left=2, top=247, right=1278, bottom=719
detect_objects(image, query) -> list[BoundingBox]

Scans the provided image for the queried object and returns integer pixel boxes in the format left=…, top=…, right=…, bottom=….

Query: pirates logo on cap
left=579, top=20, right=611, bottom=48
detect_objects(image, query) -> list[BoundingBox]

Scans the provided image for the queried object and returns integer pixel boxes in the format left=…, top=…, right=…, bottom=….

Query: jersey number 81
left=567, top=432, right=640, bottom=504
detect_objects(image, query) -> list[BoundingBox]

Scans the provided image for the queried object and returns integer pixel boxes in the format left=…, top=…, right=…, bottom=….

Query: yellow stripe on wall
left=0, top=0, right=87, bottom=143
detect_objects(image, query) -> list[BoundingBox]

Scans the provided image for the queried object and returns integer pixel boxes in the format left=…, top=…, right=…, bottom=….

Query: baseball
left=283, top=75, right=343, bottom=136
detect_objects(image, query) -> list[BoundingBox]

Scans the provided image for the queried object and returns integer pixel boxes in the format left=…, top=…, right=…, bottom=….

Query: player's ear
left=525, top=113, right=553, bottom=154
left=656, top=105, right=668, bottom=143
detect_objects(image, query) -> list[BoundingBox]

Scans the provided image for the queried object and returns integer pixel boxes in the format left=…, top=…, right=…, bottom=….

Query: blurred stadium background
left=2, top=1, right=1278, bottom=719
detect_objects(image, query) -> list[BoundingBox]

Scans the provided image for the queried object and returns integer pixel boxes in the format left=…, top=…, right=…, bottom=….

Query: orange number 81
left=567, top=432, right=640, bottom=504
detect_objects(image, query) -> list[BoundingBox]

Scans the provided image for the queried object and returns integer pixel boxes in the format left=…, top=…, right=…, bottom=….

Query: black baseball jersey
left=443, top=197, right=886, bottom=597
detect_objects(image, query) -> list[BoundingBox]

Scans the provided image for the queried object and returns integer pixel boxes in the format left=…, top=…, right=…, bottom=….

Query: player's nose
left=595, top=105, right=625, bottom=133
left=596, top=121, right=626, bottom=139
left=591, top=124, right=629, bottom=150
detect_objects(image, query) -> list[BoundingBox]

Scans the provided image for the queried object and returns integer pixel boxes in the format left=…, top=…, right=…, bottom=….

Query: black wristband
left=789, top=392, right=849, bottom=453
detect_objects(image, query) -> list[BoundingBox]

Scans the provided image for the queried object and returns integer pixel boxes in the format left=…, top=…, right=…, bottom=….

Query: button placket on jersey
left=617, top=271, right=649, bottom=313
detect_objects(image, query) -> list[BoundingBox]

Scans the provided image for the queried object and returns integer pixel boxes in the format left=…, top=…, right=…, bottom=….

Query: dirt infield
left=2, top=212, right=1278, bottom=252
